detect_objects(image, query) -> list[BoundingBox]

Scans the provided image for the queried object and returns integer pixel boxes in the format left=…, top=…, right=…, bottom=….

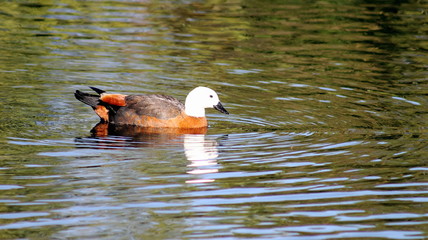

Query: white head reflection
left=183, top=134, right=219, bottom=183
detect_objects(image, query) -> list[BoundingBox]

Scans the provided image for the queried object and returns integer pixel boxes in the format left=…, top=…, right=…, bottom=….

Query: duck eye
left=209, top=95, right=213, bottom=98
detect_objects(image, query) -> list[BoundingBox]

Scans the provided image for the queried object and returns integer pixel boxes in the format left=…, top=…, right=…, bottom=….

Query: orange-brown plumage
left=114, top=111, right=207, bottom=128
left=100, top=94, right=127, bottom=107
left=94, top=105, right=109, bottom=122
left=74, top=86, right=228, bottom=129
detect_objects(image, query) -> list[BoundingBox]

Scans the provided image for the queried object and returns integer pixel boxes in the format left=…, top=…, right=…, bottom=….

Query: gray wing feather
left=123, top=94, right=184, bottom=119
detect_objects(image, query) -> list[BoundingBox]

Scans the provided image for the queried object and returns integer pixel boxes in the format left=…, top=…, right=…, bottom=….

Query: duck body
left=112, top=94, right=208, bottom=128
left=74, top=87, right=228, bottom=128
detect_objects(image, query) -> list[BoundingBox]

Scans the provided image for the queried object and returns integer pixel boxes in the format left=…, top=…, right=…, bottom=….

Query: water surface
left=0, top=0, right=427, bottom=239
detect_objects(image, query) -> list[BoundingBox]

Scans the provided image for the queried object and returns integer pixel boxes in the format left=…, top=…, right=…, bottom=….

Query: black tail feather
left=90, top=87, right=106, bottom=95
left=74, top=90, right=99, bottom=108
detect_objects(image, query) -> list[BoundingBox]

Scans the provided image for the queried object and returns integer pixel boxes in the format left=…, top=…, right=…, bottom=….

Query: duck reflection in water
left=183, top=133, right=220, bottom=184
left=77, top=123, right=223, bottom=183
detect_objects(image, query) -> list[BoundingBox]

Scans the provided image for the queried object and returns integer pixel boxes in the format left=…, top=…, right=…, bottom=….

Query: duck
left=74, top=86, right=229, bottom=128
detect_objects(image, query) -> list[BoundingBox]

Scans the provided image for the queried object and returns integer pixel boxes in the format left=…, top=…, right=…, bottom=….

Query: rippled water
left=0, top=0, right=427, bottom=239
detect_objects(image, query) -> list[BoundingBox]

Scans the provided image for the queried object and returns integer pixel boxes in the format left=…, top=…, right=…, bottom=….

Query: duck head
left=185, top=87, right=229, bottom=117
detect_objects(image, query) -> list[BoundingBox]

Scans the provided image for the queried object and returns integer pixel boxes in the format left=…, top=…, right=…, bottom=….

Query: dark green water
left=0, top=0, right=427, bottom=239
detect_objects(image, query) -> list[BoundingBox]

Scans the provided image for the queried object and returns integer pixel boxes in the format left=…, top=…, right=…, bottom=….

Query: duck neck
left=185, top=105, right=206, bottom=118
left=185, top=97, right=206, bottom=118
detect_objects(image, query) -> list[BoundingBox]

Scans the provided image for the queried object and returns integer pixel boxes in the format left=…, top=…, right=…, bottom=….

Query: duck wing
left=120, top=94, right=185, bottom=120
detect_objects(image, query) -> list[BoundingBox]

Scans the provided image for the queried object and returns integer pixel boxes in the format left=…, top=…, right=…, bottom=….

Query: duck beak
left=214, top=102, right=229, bottom=114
